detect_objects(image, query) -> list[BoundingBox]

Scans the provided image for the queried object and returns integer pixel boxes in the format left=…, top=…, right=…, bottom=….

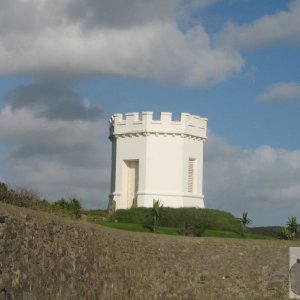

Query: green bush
left=0, top=182, right=8, bottom=193
left=69, top=198, right=82, bottom=219
left=0, top=183, right=16, bottom=205
left=0, top=181, right=82, bottom=220
left=278, top=227, right=293, bottom=240
left=52, top=197, right=82, bottom=219
left=110, top=207, right=152, bottom=224
left=0, top=183, right=51, bottom=211
left=178, top=221, right=206, bottom=237
left=159, top=207, right=242, bottom=233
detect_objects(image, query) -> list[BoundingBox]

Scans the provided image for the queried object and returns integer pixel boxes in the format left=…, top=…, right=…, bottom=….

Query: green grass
left=203, top=229, right=241, bottom=238
left=91, top=221, right=179, bottom=235
left=203, top=229, right=276, bottom=239
left=85, top=209, right=108, bottom=216
left=243, top=233, right=277, bottom=240
left=90, top=221, right=275, bottom=239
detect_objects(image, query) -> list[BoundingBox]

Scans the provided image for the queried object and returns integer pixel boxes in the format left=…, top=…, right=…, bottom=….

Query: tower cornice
left=109, top=112, right=207, bottom=140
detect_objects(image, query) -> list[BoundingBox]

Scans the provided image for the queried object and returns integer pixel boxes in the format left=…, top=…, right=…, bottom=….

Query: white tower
left=108, top=112, right=207, bottom=210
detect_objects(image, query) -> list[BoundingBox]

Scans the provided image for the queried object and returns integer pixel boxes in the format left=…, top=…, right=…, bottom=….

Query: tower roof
left=109, top=112, right=207, bottom=140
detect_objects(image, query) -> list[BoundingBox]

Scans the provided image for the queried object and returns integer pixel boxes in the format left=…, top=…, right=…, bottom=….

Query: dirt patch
left=0, top=203, right=298, bottom=299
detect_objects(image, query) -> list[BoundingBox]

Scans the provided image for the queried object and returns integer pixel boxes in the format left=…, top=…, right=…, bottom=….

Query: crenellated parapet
left=109, top=112, right=207, bottom=140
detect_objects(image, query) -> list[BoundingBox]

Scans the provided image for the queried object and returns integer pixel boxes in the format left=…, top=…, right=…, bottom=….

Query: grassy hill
left=86, top=207, right=283, bottom=239
left=109, top=207, right=243, bottom=233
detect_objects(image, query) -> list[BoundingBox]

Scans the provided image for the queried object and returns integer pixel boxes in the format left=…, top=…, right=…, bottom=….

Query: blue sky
left=0, top=0, right=299, bottom=226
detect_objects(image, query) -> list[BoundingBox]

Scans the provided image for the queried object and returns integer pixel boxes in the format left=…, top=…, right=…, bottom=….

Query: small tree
left=53, top=198, right=69, bottom=210
left=52, top=197, right=82, bottom=219
left=287, top=216, right=299, bottom=240
left=0, top=182, right=8, bottom=193
left=152, top=199, right=163, bottom=233
left=0, top=182, right=12, bottom=204
left=237, top=211, right=252, bottom=235
left=69, top=197, right=82, bottom=219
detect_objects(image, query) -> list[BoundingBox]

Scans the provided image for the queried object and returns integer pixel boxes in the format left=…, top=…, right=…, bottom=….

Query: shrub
left=52, top=197, right=82, bottom=219
left=159, top=207, right=242, bottom=233
left=53, top=198, right=69, bottom=210
left=286, top=216, right=299, bottom=240
left=178, top=221, right=206, bottom=237
left=278, top=227, right=293, bottom=240
left=152, top=199, right=163, bottom=232
left=0, top=183, right=16, bottom=205
left=0, top=181, right=82, bottom=220
left=0, top=182, right=8, bottom=193
left=110, top=207, right=152, bottom=224
left=0, top=183, right=51, bottom=211
left=69, top=198, right=82, bottom=219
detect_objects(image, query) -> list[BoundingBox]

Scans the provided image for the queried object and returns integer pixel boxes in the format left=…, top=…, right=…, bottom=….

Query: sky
left=0, top=0, right=299, bottom=226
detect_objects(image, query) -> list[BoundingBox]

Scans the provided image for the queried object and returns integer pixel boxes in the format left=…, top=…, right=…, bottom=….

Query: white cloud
left=0, top=105, right=111, bottom=209
left=258, top=82, right=300, bottom=102
left=204, top=132, right=300, bottom=226
left=217, top=1, right=300, bottom=49
left=0, top=0, right=244, bottom=86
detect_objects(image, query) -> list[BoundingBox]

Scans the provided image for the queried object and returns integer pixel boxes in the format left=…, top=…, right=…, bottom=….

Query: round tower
left=108, top=112, right=207, bottom=210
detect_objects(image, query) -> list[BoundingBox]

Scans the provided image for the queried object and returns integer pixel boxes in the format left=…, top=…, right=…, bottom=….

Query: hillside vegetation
left=0, top=182, right=81, bottom=219
left=86, top=206, right=273, bottom=238
left=109, top=207, right=243, bottom=234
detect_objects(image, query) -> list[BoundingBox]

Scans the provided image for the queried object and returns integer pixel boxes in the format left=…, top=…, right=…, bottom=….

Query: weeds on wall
left=0, top=182, right=82, bottom=219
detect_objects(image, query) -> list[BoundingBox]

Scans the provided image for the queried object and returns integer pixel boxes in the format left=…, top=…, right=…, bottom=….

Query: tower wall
left=108, top=112, right=207, bottom=209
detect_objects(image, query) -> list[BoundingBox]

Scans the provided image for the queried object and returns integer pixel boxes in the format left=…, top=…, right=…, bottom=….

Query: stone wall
left=0, top=203, right=298, bottom=299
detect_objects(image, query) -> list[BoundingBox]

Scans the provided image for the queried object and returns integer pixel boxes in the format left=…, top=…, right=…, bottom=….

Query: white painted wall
left=108, top=112, right=207, bottom=209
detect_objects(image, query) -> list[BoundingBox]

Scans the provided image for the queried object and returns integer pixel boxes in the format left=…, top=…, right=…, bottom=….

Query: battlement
left=109, top=112, right=207, bottom=139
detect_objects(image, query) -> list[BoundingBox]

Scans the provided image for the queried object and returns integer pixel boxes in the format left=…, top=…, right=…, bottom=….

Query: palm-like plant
left=287, top=216, right=298, bottom=240
left=237, top=211, right=252, bottom=234
left=278, top=227, right=293, bottom=240
left=152, top=199, right=163, bottom=233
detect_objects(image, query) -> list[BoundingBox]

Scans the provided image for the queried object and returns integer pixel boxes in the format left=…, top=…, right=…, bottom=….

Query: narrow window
left=188, top=158, right=196, bottom=193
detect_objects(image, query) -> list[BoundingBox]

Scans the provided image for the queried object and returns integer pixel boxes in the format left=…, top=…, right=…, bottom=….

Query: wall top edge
left=109, top=111, right=208, bottom=124
left=109, top=131, right=207, bottom=140
left=109, top=112, right=207, bottom=137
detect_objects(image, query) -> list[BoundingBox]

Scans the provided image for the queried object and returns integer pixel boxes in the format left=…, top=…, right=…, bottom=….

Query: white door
left=125, top=160, right=139, bottom=208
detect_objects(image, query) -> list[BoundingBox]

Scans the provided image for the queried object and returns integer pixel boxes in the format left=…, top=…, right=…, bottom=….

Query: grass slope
left=91, top=221, right=275, bottom=239
left=109, top=207, right=244, bottom=233
left=87, top=208, right=278, bottom=239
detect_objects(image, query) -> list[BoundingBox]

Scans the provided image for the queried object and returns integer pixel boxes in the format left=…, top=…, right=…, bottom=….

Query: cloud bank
left=0, top=80, right=110, bottom=208
left=205, top=132, right=300, bottom=226
left=2, top=0, right=299, bottom=85
left=0, top=0, right=243, bottom=86
left=217, top=1, right=300, bottom=49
